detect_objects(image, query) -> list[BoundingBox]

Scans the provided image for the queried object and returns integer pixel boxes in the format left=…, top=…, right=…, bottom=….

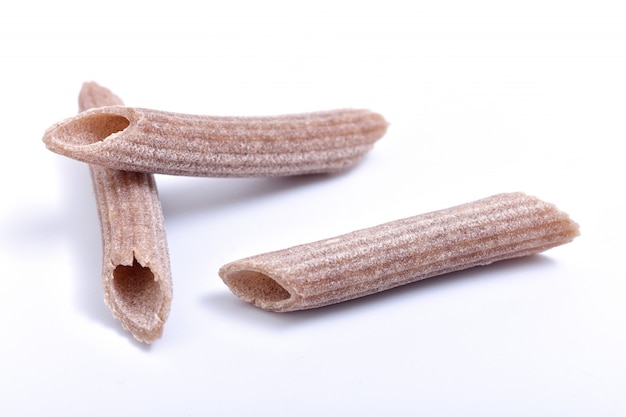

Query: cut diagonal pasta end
left=219, top=268, right=295, bottom=312
left=43, top=106, right=132, bottom=151
left=103, top=257, right=171, bottom=343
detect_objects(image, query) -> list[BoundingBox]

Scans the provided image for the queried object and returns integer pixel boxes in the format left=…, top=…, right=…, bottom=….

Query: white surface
left=1, top=0, right=625, bottom=415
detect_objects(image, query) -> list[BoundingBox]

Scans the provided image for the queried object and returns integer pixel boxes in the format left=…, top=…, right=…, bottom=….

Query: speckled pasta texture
left=42, top=106, right=388, bottom=177
left=219, top=192, right=580, bottom=312
left=79, top=82, right=172, bottom=343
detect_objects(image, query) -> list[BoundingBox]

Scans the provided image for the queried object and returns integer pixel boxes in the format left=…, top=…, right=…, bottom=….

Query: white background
left=1, top=0, right=624, bottom=415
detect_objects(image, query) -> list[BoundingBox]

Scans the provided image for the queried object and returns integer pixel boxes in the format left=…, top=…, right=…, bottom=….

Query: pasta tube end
left=219, top=266, right=295, bottom=312
left=42, top=106, right=131, bottom=159
left=104, top=258, right=172, bottom=343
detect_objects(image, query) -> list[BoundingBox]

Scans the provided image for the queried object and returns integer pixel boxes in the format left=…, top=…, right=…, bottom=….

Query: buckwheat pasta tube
left=42, top=106, right=388, bottom=177
left=219, top=192, right=580, bottom=312
left=78, top=82, right=172, bottom=343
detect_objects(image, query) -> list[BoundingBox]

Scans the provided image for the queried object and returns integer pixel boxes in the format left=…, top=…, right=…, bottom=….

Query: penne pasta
left=42, top=106, right=388, bottom=177
left=79, top=82, right=172, bottom=343
left=219, top=192, right=580, bottom=312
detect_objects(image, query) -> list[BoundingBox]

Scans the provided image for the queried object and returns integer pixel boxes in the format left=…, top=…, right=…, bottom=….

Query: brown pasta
left=42, top=106, right=388, bottom=177
left=219, top=192, right=580, bottom=312
left=79, top=82, right=172, bottom=343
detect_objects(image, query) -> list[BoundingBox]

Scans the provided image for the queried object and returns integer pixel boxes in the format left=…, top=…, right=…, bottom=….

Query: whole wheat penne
left=219, top=192, right=580, bottom=312
left=79, top=82, right=172, bottom=343
left=42, top=106, right=388, bottom=177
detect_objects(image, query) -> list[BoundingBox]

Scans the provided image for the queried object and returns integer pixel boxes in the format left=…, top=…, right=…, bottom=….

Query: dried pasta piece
left=79, top=82, right=172, bottom=343
left=42, top=106, right=388, bottom=177
left=219, top=192, right=580, bottom=312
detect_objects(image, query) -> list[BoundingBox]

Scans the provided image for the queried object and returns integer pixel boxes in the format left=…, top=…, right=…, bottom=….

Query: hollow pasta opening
left=112, top=259, right=161, bottom=323
left=62, top=112, right=130, bottom=145
left=224, top=270, right=291, bottom=303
